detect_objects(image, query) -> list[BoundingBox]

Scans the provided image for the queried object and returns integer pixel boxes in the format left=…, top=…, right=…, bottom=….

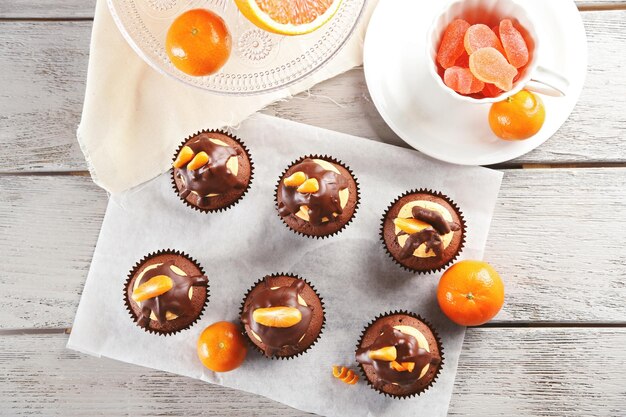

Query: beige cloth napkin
left=77, top=0, right=377, bottom=193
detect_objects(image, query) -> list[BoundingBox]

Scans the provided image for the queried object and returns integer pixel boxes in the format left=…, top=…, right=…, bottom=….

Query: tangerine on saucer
left=437, top=260, right=504, bottom=326
left=166, top=9, right=231, bottom=77
left=197, top=321, right=247, bottom=372
left=489, top=90, right=545, bottom=140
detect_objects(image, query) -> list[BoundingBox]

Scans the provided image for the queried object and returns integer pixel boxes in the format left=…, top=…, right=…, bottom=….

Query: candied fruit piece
left=437, top=19, right=471, bottom=69
left=469, top=47, right=518, bottom=91
left=464, top=24, right=504, bottom=55
left=482, top=83, right=503, bottom=98
left=455, top=51, right=470, bottom=68
left=444, top=66, right=485, bottom=95
left=499, top=19, right=529, bottom=68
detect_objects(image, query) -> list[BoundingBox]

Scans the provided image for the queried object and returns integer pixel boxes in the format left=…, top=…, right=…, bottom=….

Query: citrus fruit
left=197, top=321, right=247, bottom=372
left=165, top=9, right=231, bottom=77
left=234, top=0, right=342, bottom=36
left=437, top=260, right=505, bottom=326
left=489, top=89, right=545, bottom=140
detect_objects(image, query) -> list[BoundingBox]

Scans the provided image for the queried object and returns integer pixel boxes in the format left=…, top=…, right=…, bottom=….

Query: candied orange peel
left=332, top=366, right=359, bottom=385
left=368, top=346, right=397, bottom=362
left=132, top=275, right=174, bottom=303
left=394, top=218, right=430, bottom=235
left=390, top=361, right=416, bottom=373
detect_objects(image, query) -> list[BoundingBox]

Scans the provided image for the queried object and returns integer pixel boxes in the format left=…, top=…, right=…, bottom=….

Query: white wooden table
left=1, top=1, right=626, bottom=415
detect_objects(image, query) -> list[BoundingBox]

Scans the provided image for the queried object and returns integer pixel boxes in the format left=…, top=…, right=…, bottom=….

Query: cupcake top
left=276, top=157, right=358, bottom=237
left=172, top=131, right=252, bottom=212
left=240, top=275, right=324, bottom=358
left=356, top=325, right=440, bottom=387
left=125, top=251, right=208, bottom=334
left=356, top=313, right=443, bottom=397
left=382, top=191, right=464, bottom=273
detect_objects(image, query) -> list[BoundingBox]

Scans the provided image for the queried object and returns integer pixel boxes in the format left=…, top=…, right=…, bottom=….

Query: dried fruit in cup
left=437, top=260, right=505, bottom=326
left=166, top=9, right=232, bottom=76
left=444, top=66, right=485, bottom=95
left=464, top=24, right=504, bottom=55
left=489, top=90, right=546, bottom=140
left=499, top=19, right=529, bottom=69
left=197, top=321, right=247, bottom=372
left=234, top=0, right=342, bottom=36
left=469, top=47, right=518, bottom=91
left=436, top=19, right=471, bottom=69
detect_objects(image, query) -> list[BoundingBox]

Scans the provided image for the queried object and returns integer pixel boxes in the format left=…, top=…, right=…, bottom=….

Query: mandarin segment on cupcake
left=356, top=312, right=443, bottom=398
left=381, top=190, right=465, bottom=273
left=275, top=156, right=359, bottom=237
left=240, top=274, right=324, bottom=358
left=125, top=250, right=209, bottom=335
left=172, top=130, right=252, bottom=212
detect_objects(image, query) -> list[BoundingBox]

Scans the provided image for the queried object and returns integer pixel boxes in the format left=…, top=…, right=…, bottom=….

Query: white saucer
left=363, top=0, right=587, bottom=166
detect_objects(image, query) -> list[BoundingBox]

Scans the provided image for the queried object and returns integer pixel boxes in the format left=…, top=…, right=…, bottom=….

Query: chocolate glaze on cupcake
left=275, top=156, right=359, bottom=238
left=172, top=130, right=253, bottom=212
left=240, top=274, right=325, bottom=358
left=124, top=250, right=209, bottom=335
left=356, top=311, right=443, bottom=398
left=381, top=190, right=465, bottom=273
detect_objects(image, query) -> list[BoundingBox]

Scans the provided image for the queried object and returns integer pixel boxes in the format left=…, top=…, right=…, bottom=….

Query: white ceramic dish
left=363, top=0, right=587, bottom=166
left=107, top=0, right=366, bottom=95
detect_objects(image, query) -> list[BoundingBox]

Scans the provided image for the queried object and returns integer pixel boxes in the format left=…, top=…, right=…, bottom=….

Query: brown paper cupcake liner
left=123, top=249, right=210, bottom=336
left=355, top=310, right=445, bottom=399
left=171, top=129, right=254, bottom=214
left=379, top=189, right=466, bottom=274
left=239, top=272, right=326, bottom=360
left=274, top=154, right=360, bottom=239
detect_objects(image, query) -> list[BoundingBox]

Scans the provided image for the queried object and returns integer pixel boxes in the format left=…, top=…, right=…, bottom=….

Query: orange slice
left=252, top=306, right=302, bottom=328
left=132, top=275, right=174, bottom=303
left=234, top=0, right=343, bottom=36
left=394, top=218, right=430, bottom=235
left=368, top=346, right=397, bottom=362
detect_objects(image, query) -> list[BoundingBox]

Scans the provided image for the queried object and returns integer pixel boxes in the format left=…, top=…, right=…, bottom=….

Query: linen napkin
left=77, top=0, right=378, bottom=194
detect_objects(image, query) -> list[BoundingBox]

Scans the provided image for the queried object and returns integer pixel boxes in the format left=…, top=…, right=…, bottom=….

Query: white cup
left=426, top=0, right=569, bottom=104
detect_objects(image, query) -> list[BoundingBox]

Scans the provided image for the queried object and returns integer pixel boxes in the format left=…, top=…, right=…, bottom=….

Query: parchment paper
left=68, top=114, right=503, bottom=417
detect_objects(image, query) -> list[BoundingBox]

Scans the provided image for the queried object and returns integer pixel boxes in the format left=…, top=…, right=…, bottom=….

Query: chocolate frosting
left=135, top=260, right=208, bottom=328
left=278, top=159, right=349, bottom=226
left=174, top=133, right=245, bottom=206
left=241, top=278, right=313, bottom=357
left=356, top=325, right=440, bottom=387
left=398, top=206, right=461, bottom=260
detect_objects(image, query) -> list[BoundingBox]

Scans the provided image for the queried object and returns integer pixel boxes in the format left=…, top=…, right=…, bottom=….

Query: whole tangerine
left=166, top=9, right=231, bottom=77
left=488, top=89, right=545, bottom=140
left=197, top=321, right=247, bottom=372
left=437, top=260, right=505, bottom=326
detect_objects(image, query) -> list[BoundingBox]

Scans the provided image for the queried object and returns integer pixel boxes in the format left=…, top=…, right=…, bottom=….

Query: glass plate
left=107, top=0, right=367, bottom=95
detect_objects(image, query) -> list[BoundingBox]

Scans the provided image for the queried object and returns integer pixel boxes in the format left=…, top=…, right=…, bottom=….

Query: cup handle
left=525, top=66, right=570, bottom=97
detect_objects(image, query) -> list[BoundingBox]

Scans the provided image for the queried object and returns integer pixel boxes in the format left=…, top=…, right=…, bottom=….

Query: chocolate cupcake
left=275, top=155, right=359, bottom=238
left=381, top=190, right=465, bottom=273
left=356, top=311, right=443, bottom=398
left=172, top=130, right=253, bottom=212
left=240, top=274, right=325, bottom=358
left=124, top=250, right=209, bottom=335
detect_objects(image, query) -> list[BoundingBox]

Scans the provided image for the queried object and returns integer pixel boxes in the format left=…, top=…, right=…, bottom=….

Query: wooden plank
left=0, top=0, right=623, bottom=18
left=1, top=168, right=626, bottom=329
left=1, top=10, right=626, bottom=172
left=0, top=328, right=624, bottom=416
left=0, top=21, right=90, bottom=172
left=0, top=0, right=96, bottom=19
